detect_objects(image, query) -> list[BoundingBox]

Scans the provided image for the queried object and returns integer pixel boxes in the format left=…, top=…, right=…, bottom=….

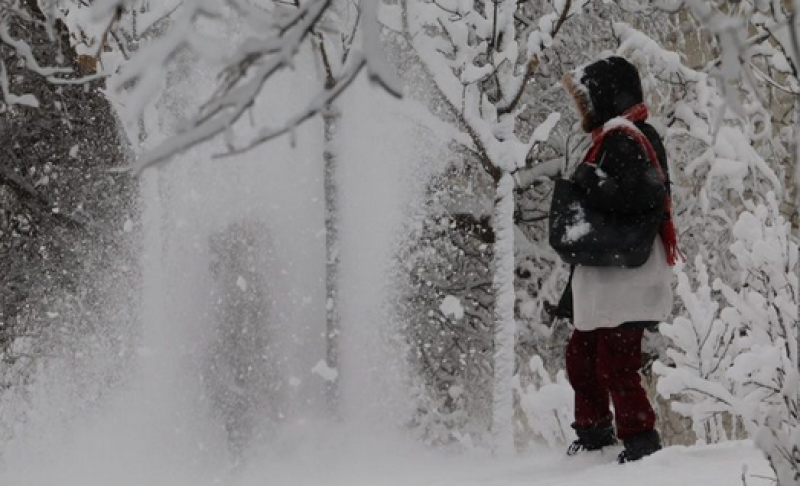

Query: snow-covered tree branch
left=106, top=0, right=402, bottom=172
left=0, top=0, right=105, bottom=108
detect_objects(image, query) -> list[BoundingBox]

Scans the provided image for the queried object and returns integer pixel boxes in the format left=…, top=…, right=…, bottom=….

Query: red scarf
left=583, top=103, right=684, bottom=266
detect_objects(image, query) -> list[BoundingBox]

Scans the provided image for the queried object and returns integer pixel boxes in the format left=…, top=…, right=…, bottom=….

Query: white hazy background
left=0, top=34, right=443, bottom=484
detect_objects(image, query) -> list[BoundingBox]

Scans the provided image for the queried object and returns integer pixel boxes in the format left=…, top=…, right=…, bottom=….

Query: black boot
left=617, top=430, right=662, bottom=463
left=567, top=422, right=617, bottom=455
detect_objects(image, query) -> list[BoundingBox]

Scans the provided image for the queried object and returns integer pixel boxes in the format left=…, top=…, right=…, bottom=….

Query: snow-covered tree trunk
left=312, top=1, right=364, bottom=417
left=490, top=173, right=517, bottom=454
left=322, top=100, right=342, bottom=416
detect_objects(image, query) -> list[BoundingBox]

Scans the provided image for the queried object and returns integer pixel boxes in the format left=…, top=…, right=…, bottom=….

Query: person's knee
left=606, top=368, right=644, bottom=394
left=567, top=363, right=602, bottom=392
left=565, top=355, right=595, bottom=385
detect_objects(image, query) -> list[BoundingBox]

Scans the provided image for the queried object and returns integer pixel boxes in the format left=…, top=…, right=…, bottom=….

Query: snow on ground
left=0, top=421, right=773, bottom=486
left=234, top=435, right=774, bottom=486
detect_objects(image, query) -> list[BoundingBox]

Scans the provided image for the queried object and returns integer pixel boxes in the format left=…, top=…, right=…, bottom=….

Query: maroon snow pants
left=565, top=327, right=655, bottom=440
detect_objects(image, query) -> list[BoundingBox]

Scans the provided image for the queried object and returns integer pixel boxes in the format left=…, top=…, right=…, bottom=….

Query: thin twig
left=217, top=53, right=367, bottom=157
left=95, top=5, right=122, bottom=61
left=498, top=0, right=571, bottom=116
left=497, top=57, right=539, bottom=116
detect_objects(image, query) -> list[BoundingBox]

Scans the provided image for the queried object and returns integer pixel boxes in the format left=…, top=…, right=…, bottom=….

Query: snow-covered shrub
left=717, top=193, right=799, bottom=486
left=657, top=192, right=798, bottom=483
left=655, top=256, right=740, bottom=444
left=614, top=25, right=791, bottom=452
left=395, top=167, right=497, bottom=447
left=515, top=356, right=574, bottom=449
left=0, top=0, right=139, bottom=454
left=406, top=379, right=474, bottom=449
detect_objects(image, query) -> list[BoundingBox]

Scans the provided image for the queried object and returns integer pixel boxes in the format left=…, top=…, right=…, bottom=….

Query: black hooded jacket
left=554, top=57, right=670, bottom=323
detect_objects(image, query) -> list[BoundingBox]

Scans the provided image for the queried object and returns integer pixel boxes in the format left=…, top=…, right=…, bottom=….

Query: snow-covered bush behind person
left=654, top=256, right=741, bottom=444
left=614, top=26, right=789, bottom=444
left=717, top=192, right=799, bottom=486
left=394, top=168, right=497, bottom=447
left=656, top=192, right=798, bottom=484
left=516, top=356, right=573, bottom=449
left=635, top=0, right=800, bottom=230
left=614, top=21, right=783, bottom=282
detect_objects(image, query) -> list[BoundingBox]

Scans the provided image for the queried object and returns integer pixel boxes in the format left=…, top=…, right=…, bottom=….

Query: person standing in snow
left=554, top=56, right=682, bottom=463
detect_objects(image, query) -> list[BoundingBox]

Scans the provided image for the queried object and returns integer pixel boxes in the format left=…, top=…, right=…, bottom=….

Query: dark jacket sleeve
left=572, top=132, right=666, bottom=215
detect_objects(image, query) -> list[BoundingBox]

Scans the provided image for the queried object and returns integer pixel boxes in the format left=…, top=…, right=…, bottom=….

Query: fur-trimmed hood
left=563, top=56, right=644, bottom=132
